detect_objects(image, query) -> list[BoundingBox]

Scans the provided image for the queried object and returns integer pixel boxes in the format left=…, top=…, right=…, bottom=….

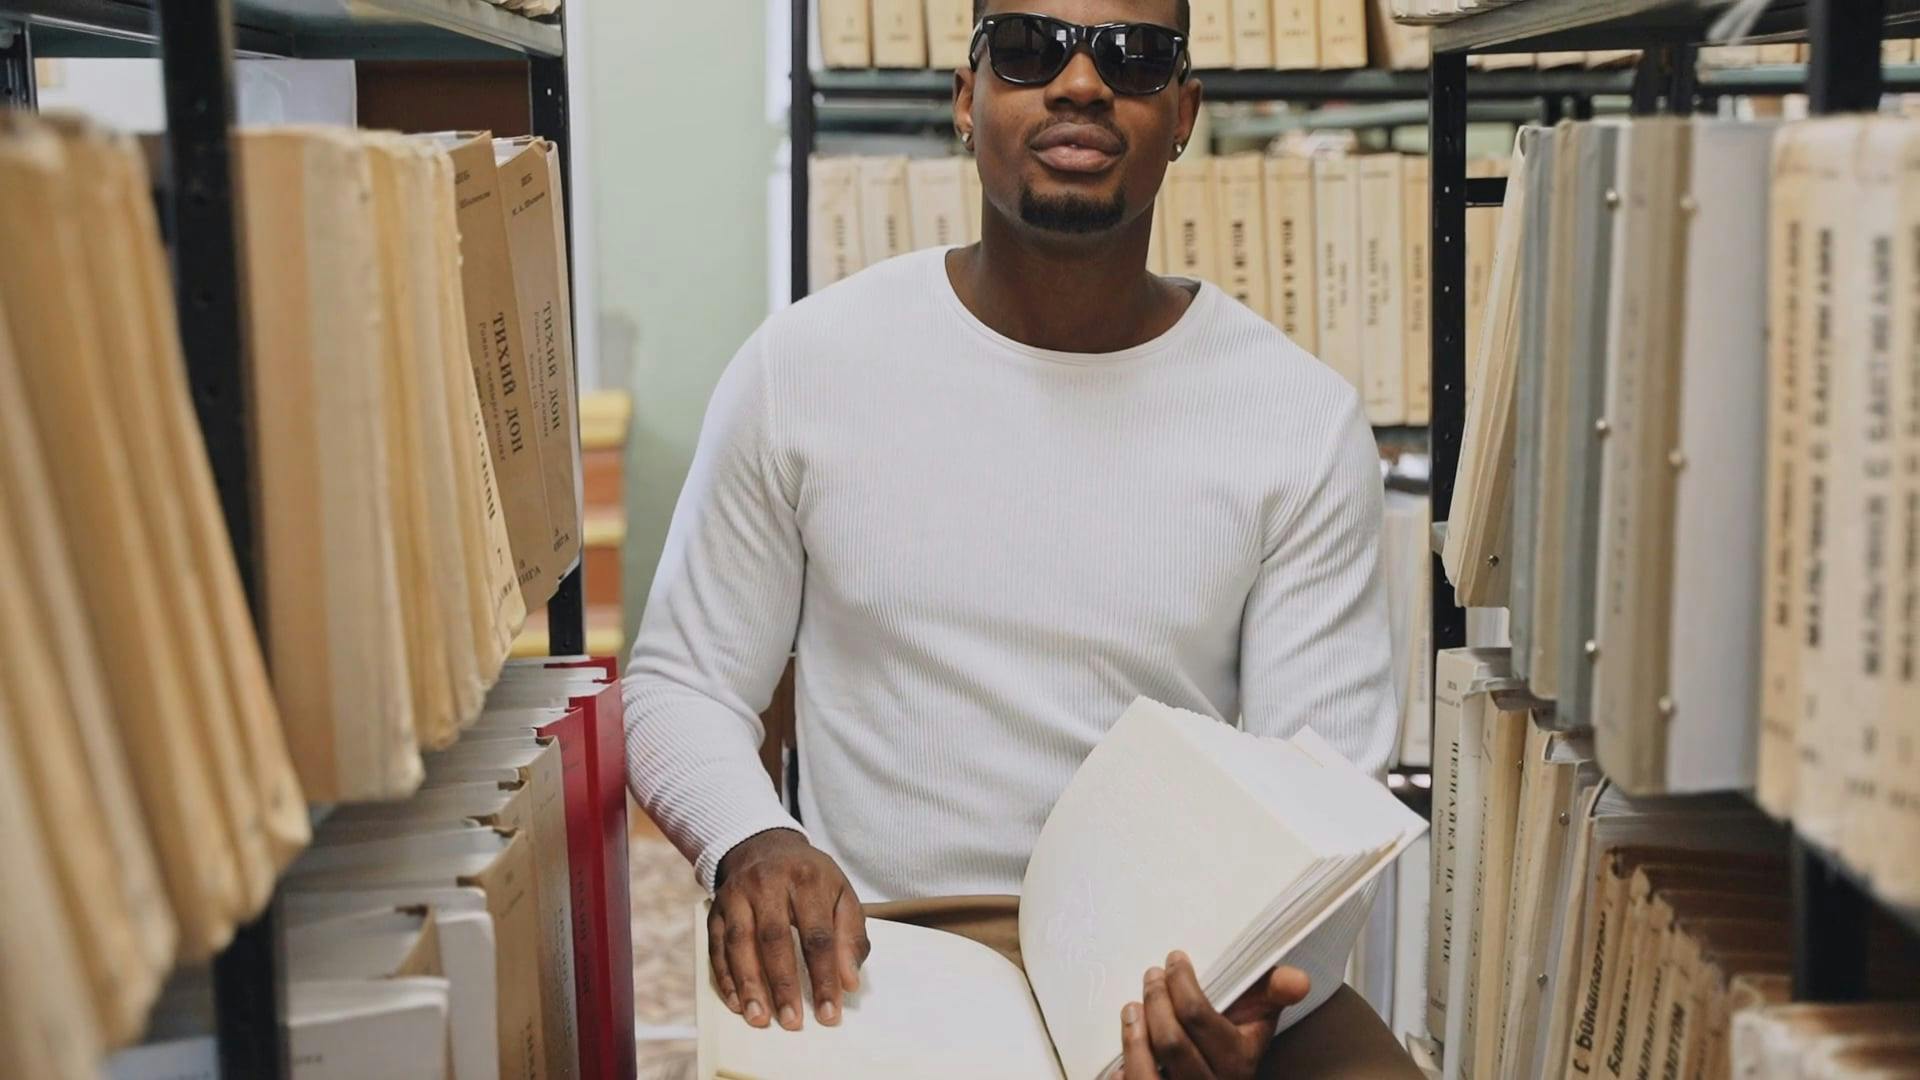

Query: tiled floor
left=630, top=805, right=702, bottom=1079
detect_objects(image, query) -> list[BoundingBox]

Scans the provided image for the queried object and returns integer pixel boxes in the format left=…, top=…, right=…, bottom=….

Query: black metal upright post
left=1, top=18, right=34, bottom=109
left=1791, top=0, right=1886, bottom=1006
left=530, top=27, right=585, bottom=658
left=1428, top=50, right=1470, bottom=714
left=791, top=0, right=814, bottom=302
left=153, top=1, right=286, bottom=1076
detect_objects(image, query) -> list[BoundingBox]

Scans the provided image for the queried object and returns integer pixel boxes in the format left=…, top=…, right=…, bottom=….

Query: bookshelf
left=0, top=1, right=582, bottom=1075
left=1423, top=0, right=1920, bottom=1008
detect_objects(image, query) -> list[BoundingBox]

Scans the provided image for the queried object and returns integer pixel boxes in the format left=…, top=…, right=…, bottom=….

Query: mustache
left=1020, top=114, right=1130, bottom=153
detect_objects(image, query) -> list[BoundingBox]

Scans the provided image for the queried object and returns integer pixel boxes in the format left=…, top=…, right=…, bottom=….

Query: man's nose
left=1047, top=48, right=1113, bottom=110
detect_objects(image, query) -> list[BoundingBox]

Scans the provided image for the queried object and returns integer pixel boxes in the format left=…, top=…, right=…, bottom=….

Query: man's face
left=956, top=0, right=1201, bottom=239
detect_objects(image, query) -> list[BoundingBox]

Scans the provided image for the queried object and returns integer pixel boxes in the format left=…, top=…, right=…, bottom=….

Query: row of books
left=820, top=0, right=1428, bottom=72
left=1419, top=647, right=1920, bottom=1080
left=809, top=149, right=1510, bottom=428
left=109, top=660, right=633, bottom=1080
left=1440, top=112, right=1920, bottom=909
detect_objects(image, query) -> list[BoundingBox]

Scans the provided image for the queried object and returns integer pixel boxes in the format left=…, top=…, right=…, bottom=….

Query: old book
left=1318, top=0, right=1367, bottom=67
left=1523, top=123, right=1579, bottom=701
left=1733, top=1003, right=1920, bottom=1080
left=906, top=156, right=969, bottom=250
left=1148, top=192, right=1169, bottom=276
left=872, top=0, right=928, bottom=67
left=857, top=155, right=913, bottom=267
left=1230, top=0, right=1274, bottom=67
left=808, top=156, right=865, bottom=289
left=1263, top=154, right=1318, bottom=351
left=1271, top=0, right=1320, bottom=68
left=1508, top=127, right=1557, bottom=683
left=1428, top=647, right=1513, bottom=1042
left=286, top=910, right=468, bottom=1080
left=1395, top=834, right=1432, bottom=1040
left=1879, top=122, right=1920, bottom=906
left=819, top=0, right=872, bottom=67
left=242, top=129, right=421, bottom=803
left=1189, top=0, right=1234, bottom=68
left=495, top=138, right=584, bottom=618
left=1367, top=0, right=1430, bottom=69
left=288, top=979, right=452, bottom=1080
left=1451, top=690, right=1528, bottom=1080
left=1164, top=156, right=1222, bottom=283
left=924, top=0, right=972, bottom=68
left=1464, top=156, right=1506, bottom=377
left=1215, top=153, right=1271, bottom=318
left=1555, top=123, right=1622, bottom=735
left=1312, top=154, right=1362, bottom=392
left=0, top=116, right=244, bottom=956
left=1612, top=887, right=1787, bottom=1080
left=700, top=698, right=1425, bottom=1080
left=1358, top=153, right=1408, bottom=425
left=1383, top=493, right=1433, bottom=767
left=1403, top=155, right=1431, bottom=424
left=962, top=158, right=984, bottom=243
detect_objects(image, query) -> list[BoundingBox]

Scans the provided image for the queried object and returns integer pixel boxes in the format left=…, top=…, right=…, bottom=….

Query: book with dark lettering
left=1215, top=154, right=1270, bottom=321
left=1262, top=154, right=1317, bottom=352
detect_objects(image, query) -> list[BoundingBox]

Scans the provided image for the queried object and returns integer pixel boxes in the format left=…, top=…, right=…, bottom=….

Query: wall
left=579, top=1, right=779, bottom=640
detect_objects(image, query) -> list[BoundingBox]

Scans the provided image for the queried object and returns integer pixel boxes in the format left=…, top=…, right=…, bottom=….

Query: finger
left=754, top=898, right=806, bottom=1030
left=1143, top=966, right=1212, bottom=1080
left=791, top=881, right=843, bottom=1025
left=1224, top=965, right=1311, bottom=1029
left=834, top=887, right=871, bottom=993
left=719, top=895, right=772, bottom=1028
left=1163, top=952, right=1244, bottom=1070
left=707, top=908, right=741, bottom=1013
left=1120, top=1002, right=1159, bottom=1080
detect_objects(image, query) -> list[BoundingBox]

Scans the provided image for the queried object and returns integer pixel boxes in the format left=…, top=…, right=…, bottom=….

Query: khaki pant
left=866, top=896, right=1424, bottom=1080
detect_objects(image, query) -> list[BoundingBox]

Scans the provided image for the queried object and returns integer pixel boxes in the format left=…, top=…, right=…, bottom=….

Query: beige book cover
left=819, top=0, right=872, bottom=67
left=1621, top=897, right=1786, bottom=1080
left=1464, top=156, right=1505, bottom=369
left=1358, top=153, right=1407, bottom=425
left=1886, top=38, right=1917, bottom=64
left=1148, top=193, right=1169, bottom=276
left=1663, top=921, right=1788, bottom=1080
left=1692, top=954, right=1789, bottom=1079
left=1230, top=0, right=1274, bottom=68
left=242, top=129, right=421, bottom=803
left=1214, top=153, right=1270, bottom=318
left=1189, top=0, right=1234, bottom=68
left=808, top=155, right=866, bottom=290
left=906, top=156, right=969, bottom=250
left=1879, top=123, right=1920, bottom=905
left=1164, top=156, right=1222, bottom=284
left=1758, top=124, right=1814, bottom=821
left=1427, top=647, right=1512, bottom=1041
left=873, top=0, right=928, bottom=68
left=858, top=155, right=913, bottom=267
left=1317, top=0, right=1367, bottom=68
left=0, top=683, right=102, bottom=1079
left=1312, top=154, right=1362, bottom=392
left=1366, top=0, right=1429, bottom=70
left=423, top=149, right=526, bottom=687
left=1527, top=123, right=1581, bottom=702
left=1270, top=0, right=1320, bottom=68
left=1263, top=154, right=1317, bottom=350
left=0, top=119, right=243, bottom=959
left=1536, top=50, right=1584, bottom=68
left=1757, top=43, right=1801, bottom=64
left=368, top=138, right=462, bottom=754
left=496, top=139, right=583, bottom=609
left=1402, top=155, right=1431, bottom=424
left=925, top=0, right=972, bottom=68
left=1458, top=697, right=1527, bottom=1080
left=440, top=132, right=565, bottom=612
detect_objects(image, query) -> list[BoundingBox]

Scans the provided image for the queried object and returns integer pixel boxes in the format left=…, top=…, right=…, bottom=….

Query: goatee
left=1018, top=187, right=1126, bottom=234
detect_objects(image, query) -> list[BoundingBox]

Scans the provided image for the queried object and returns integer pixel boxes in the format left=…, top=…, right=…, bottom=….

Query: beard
left=1018, top=186, right=1127, bottom=234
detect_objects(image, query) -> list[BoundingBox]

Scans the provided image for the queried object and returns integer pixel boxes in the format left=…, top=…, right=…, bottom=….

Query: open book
left=695, top=697, right=1426, bottom=1080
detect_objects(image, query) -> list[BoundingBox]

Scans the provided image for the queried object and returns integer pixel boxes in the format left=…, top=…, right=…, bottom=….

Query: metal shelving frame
left=0, top=1, right=582, bottom=1074
left=1425, top=0, right=1913, bottom=1006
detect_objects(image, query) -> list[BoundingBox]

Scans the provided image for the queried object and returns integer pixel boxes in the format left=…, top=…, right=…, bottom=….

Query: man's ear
left=1173, top=75, right=1204, bottom=157
left=954, top=65, right=976, bottom=150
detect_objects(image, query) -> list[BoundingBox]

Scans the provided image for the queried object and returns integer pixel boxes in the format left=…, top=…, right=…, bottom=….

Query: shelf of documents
left=1430, top=0, right=1920, bottom=54
left=3, top=0, right=562, bottom=59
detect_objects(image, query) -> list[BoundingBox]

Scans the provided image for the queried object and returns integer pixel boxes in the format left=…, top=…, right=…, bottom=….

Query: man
left=622, top=0, right=1399, bottom=1074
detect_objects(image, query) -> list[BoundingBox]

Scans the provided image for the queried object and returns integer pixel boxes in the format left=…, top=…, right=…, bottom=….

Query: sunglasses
left=968, top=13, right=1190, bottom=97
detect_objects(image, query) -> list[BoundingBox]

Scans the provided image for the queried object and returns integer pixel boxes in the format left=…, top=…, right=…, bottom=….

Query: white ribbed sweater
left=622, top=247, right=1398, bottom=1030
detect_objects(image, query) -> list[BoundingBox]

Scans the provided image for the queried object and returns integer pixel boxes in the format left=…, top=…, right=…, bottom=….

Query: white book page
left=695, top=914, right=1060, bottom=1079
left=1019, top=701, right=1322, bottom=1080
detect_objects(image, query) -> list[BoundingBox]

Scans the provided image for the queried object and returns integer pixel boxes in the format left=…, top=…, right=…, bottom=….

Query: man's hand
left=1119, top=952, right=1311, bottom=1080
left=709, top=828, right=869, bottom=1031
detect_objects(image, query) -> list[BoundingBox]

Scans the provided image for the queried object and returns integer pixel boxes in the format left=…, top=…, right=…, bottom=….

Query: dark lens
left=1092, top=24, right=1181, bottom=95
left=988, top=15, right=1071, bottom=84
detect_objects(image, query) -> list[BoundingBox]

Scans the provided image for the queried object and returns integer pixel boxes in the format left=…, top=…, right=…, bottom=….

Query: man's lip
left=1028, top=122, right=1125, bottom=154
left=1032, top=144, right=1120, bottom=173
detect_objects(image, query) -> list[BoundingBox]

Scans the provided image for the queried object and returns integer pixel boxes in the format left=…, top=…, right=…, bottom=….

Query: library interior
left=6, top=0, right=1920, bottom=1078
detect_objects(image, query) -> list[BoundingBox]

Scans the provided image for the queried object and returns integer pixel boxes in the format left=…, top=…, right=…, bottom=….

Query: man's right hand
left=709, top=828, right=870, bottom=1031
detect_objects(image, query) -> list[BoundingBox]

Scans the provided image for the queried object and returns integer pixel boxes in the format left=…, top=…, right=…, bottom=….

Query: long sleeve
left=622, top=334, right=807, bottom=890
left=1240, top=390, right=1399, bottom=1033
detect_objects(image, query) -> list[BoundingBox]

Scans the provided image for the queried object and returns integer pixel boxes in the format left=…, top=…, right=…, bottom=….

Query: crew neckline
left=931, top=246, right=1219, bottom=367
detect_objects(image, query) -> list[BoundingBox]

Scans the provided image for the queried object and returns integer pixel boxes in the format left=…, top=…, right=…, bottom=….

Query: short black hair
left=971, top=0, right=1191, bottom=34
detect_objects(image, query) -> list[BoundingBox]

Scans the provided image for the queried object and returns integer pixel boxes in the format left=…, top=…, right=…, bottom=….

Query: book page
left=695, top=914, right=1060, bottom=1079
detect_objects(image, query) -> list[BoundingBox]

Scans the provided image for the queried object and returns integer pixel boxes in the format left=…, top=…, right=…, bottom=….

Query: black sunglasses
left=968, top=13, right=1190, bottom=97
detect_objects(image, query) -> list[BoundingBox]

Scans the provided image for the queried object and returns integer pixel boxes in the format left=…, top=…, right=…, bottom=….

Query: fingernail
left=745, top=1000, right=766, bottom=1024
left=1147, top=966, right=1165, bottom=983
left=1169, top=950, right=1189, bottom=967
left=725, top=992, right=741, bottom=1013
left=1123, top=1004, right=1139, bottom=1025
left=819, top=1000, right=839, bottom=1024
left=779, top=1004, right=800, bottom=1029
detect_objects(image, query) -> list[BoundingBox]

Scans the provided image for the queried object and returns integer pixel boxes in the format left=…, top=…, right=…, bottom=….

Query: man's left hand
left=1119, top=952, right=1311, bottom=1080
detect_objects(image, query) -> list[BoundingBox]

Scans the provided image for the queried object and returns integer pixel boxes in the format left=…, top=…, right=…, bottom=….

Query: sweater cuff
left=695, top=813, right=809, bottom=893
